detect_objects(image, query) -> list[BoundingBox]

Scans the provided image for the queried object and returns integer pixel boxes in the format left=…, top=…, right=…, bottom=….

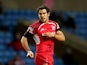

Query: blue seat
left=0, top=31, right=4, bottom=36
left=54, top=58, right=64, bottom=65
left=0, top=44, right=6, bottom=50
left=24, top=58, right=35, bottom=65
left=4, top=32, right=13, bottom=44
left=0, top=15, right=4, bottom=20
left=0, top=38, right=4, bottom=44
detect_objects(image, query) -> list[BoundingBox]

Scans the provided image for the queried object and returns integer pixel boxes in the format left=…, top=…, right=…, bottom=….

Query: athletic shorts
left=35, top=53, right=54, bottom=65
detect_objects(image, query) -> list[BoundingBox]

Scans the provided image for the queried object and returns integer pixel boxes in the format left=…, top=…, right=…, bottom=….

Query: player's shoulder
left=49, top=20, right=59, bottom=25
left=49, top=20, right=60, bottom=29
left=30, top=20, right=41, bottom=28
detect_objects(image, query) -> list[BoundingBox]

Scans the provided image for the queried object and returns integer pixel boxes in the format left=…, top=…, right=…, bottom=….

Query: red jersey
left=27, top=20, right=59, bottom=54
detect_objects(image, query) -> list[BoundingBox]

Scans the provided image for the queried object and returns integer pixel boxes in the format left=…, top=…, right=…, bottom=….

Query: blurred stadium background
left=0, top=0, right=87, bottom=65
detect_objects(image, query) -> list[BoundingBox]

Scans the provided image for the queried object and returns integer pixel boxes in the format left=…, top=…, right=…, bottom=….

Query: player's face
left=38, top=9, right=50, bottom=23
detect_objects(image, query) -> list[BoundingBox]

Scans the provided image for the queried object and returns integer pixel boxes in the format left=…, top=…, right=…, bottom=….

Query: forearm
left=21, top=36, right=31, bottom=52
left=54, top=31, right=65, bottom=42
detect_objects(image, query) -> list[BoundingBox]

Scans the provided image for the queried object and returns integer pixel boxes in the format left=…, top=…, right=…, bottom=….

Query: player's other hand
left=45, top=32, right=55, bottom=38
left=27, top=51, right=34, bottom=58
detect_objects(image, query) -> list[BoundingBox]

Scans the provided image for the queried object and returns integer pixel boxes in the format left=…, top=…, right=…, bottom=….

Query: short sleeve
left=27, top=26, right=34, bottom=34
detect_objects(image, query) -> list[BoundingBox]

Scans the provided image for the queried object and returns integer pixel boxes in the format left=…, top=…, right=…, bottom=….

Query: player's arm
left=45, top=29, right=65, bottom=42
left=54, top=22, right=65, bottom=42
left=45, top=22, right=65, bottom=42
left=54, top=29, right=65, bottom=42
left=21, top=31, right=34, bottom=58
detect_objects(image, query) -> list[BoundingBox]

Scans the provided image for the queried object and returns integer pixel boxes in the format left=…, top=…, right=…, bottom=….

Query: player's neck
left=44, top=19, right=49, bottom=23
left=39, top=20, right=49, bottom=23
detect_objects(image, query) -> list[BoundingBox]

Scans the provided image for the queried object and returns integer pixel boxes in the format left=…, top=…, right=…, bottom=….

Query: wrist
left=27, top=50, right=31, bottom=53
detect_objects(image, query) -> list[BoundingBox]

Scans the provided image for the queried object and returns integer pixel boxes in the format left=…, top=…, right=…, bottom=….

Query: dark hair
left=37, top=5, right=50, bottom=13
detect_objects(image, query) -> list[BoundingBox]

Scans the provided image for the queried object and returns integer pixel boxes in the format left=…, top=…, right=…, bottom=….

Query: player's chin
left=41, top=19, right=46, bottom=23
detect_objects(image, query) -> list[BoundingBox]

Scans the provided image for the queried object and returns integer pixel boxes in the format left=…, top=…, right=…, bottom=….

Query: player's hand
left=45, top=32, right=55, bottom=38
left=27, top=51, right=34, bottom=58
